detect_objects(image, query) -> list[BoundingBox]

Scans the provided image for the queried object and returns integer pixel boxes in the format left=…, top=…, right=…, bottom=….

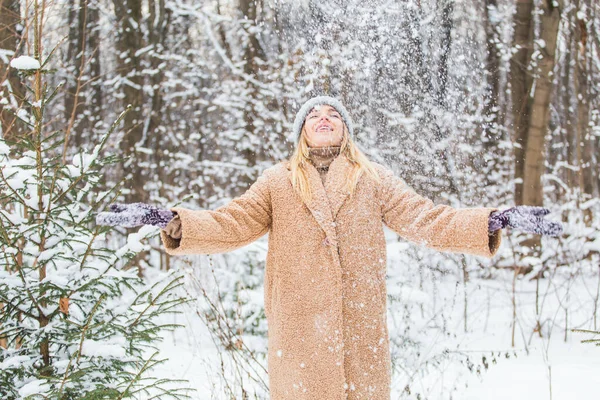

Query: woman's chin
left=308, top=137, right=342, bottom=147
left=311, top=142, right=338, bottom=148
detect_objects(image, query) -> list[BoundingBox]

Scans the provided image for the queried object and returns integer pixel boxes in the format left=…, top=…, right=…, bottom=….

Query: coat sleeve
left=377, top=165, right=501, bottom=258
left=160, top=170, right=272, bottom=255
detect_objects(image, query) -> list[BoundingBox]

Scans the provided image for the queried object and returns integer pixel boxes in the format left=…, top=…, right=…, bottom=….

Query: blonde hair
left=289, top=123, right=381, bottom=204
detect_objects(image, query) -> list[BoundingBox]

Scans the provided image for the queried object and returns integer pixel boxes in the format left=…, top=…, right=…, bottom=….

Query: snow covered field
left=152, top=231, right=600, bottom=399
left=463, top=340, right=600, bottom=399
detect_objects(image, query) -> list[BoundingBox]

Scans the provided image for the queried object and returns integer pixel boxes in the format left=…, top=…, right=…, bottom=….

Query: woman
left=98, top=96, right=562, bottom=400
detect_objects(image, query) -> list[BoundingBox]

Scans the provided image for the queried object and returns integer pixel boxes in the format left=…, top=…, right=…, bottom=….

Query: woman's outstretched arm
left=376, top=165, right=501, bottom=258
left=160, top=170, right=272, bottom=255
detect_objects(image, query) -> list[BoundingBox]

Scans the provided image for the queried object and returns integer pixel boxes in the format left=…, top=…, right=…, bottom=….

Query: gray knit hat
left=292, top=96, right=354, bottom=143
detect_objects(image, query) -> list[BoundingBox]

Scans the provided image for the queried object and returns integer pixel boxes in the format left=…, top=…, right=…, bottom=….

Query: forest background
left=1, top=0, right=600, bottom=398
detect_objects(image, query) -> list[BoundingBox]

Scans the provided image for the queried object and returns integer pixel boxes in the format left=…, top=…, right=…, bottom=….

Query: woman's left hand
left=488, top=206, right=563, bottom=236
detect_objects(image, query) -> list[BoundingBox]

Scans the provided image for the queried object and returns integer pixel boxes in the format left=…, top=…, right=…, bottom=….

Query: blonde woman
left=98, top=96, right=562, bottom=399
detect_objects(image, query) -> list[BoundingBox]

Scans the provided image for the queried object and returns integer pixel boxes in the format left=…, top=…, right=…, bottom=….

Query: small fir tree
left=0, top=4, right=190, bottom=398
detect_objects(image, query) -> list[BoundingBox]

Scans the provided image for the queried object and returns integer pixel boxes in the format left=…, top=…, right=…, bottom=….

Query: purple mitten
left=488, top=206, right=563, bottom=236
left=96, top=202, right=175, bottom=229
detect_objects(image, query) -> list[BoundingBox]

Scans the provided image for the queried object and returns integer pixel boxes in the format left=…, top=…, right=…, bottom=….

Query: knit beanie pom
left=291, top=96, right=354, bottom=143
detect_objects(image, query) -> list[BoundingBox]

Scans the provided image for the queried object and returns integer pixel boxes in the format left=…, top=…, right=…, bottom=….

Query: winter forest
left=1, top=0, right=600, bottom=398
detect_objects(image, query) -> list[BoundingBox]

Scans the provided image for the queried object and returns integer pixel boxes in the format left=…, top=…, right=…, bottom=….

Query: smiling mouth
left=317, top=126, right=333, bottom=132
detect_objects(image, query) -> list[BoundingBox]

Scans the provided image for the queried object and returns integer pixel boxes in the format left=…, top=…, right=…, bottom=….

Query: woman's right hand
left=96, top=202, right=176, bottom=229
left=163, top=215, right=182, bottom=239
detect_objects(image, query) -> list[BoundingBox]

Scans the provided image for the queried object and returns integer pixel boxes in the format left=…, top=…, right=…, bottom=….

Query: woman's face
left=302, top=105, right=344, bottom=147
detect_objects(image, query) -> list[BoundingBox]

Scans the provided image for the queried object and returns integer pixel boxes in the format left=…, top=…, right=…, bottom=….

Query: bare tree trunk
left=510, top=0, right=535, bottom=207
left=87, top=0, right=103, bottom=131
left=434, top=0, right=460, bottom=199
left=216, top=0, right=232, bottom=60
left=0, top=0, right=25, bottom=140
left=574, top=2, right=595, bottom=224
left=510, top=0, right=561, bottom=257
left=0, top=0, right=24, bottom=349
left=146, top=0, right=168, bottom=141
left=239, top=0, right=265, bottom=186
left=112, top=0, right=146, bottom=276
left=482, top=0, right=516, bottom=199
left=522, top=0, right=560, bottom=208
left=436, top=0, right=453, bottom=108
left=64, top=0, right=89, bottom=149
left=113, top=0, right=146, bottom=204
left=483, top=0, right=504, bottom=133
left=147, top=0, right=170, bottom=202
left=562, top=19, right=576, bottom=190
left=591, top=3, right=600, bottom=198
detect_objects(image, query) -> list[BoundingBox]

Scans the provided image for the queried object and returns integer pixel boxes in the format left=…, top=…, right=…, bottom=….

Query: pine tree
left=0, top=2, right=190, bottom=398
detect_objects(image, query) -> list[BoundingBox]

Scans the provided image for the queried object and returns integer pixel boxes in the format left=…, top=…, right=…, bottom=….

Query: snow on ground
left=152, top=312, right=219, bottom=398
left=462, top=339, right=600, bottom=399
left=153, top=233, right=600, bottom=399
left=455, top=274, right=600, bottom=399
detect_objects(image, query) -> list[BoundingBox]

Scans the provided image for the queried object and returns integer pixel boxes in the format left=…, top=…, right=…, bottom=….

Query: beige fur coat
left=160, top=154, right=501, bottom=399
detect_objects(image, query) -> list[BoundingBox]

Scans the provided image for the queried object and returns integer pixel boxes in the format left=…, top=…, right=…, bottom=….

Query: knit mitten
left=488, top=206, right=563, bottom=236
left=96, top=203, right=175, bottom=229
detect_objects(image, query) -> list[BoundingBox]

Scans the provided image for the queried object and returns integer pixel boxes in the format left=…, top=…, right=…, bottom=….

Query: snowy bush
left=181, top=245, right=270, bottom=398
left=0, top=128, right=192, bottom=399
left=0, top=23, right=191, bottom=397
